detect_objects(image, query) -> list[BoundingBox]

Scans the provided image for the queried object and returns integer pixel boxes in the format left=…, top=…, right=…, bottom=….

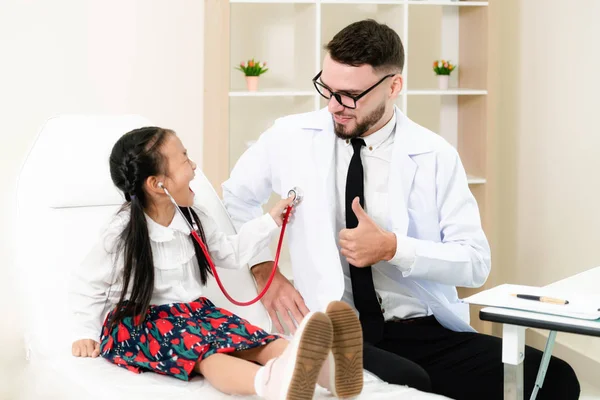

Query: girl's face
left=158, top=133, right=197, bottom=207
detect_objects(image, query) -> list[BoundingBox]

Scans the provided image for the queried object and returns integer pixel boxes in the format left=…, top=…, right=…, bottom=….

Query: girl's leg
left=195, top=353, right=259, bottom=396
left=199, top=313, right=333, bottom=400
left=233, top=338, right=288, bottom=365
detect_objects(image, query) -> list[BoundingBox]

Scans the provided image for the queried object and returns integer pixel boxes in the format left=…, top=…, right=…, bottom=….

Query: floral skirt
left=99, top=297, right=279, bottom=381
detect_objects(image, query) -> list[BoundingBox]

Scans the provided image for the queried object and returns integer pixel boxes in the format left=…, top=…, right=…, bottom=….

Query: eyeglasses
left=312, top=70, right=395, bottom=109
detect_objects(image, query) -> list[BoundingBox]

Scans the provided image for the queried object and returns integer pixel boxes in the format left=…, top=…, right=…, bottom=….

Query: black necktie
left=345, top=138, right=384, bottom=344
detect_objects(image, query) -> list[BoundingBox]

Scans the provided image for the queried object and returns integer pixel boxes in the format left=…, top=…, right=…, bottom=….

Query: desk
left=479, top=267, right=600, bottom=400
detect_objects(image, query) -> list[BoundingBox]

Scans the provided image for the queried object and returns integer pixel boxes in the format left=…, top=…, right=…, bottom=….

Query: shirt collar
left=145, top=209, right=192, bottom=243
left=341, top=110, right=396, bottom=151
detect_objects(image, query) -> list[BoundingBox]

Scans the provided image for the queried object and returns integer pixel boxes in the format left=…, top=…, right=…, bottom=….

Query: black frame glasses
left=312, top=70, right=396, bottom=109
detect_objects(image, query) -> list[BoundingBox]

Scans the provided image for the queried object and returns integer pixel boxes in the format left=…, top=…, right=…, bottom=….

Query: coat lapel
left=388, top=106, right=433, bottom=234
left=306, top=109, right=337, bottom=230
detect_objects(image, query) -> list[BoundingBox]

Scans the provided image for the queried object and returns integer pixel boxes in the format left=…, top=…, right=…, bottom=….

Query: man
left=222, top=19, right=580, bottom=400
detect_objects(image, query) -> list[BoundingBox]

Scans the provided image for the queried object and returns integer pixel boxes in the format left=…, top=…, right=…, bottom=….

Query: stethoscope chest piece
left=287, top=186, right=303, bottom=207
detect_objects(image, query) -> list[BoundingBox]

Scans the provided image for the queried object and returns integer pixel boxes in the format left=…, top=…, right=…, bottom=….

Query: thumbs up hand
left=339, top=197, right=397, bottom=267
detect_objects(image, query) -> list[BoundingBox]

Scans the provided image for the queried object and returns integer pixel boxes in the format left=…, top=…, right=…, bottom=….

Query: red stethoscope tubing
left=191, top=206, right=292, bottom=306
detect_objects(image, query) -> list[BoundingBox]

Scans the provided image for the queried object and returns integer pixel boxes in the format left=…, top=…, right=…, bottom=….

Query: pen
left=511, top=294, right=569, bottom=305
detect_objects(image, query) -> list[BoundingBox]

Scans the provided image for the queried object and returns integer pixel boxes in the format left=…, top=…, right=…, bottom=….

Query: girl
left=69, top=127, right=363, bottom=400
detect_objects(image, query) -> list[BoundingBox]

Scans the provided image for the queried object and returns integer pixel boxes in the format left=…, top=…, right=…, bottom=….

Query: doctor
left=222, top=19, right=579, bottom=400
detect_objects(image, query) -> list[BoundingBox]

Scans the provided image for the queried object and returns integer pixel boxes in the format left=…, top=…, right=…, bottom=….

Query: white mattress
left=25, top=356, right=450, bottom=400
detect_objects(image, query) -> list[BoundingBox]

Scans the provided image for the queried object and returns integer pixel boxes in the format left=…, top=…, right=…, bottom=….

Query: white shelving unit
left=229, top=89, right=315, bottom=97
left=407, top=89, right=487, bottom=95
left=205, top=0, right=491, bottom=331
left=227, top=0, right=489, bottom=163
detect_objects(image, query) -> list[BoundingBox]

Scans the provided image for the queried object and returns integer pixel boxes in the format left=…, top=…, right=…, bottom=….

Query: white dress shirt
left=69, top=205, right=278, bottom=342
left=335, top=110, right=431, bottom=320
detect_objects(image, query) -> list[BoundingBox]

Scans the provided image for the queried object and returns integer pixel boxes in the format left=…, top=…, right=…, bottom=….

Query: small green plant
left=236, top=59, right=268, bottom=77
left=433, top=60, right=456, bottom=75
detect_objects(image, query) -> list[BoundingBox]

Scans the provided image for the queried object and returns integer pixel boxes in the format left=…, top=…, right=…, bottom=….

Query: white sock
left=254, top=366, right=266, bottom=397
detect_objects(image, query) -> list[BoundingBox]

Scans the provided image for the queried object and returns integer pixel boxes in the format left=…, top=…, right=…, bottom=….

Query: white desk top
left=544, top=266, right=600, bottom=292
left=480, top=267, right=600, bottom=336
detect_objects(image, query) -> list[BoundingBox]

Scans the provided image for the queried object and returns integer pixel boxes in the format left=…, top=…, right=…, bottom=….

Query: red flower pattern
left=99, top=298, right=277, bottom=381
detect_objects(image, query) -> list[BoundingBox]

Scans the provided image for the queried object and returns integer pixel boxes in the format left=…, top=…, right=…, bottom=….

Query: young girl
left=69, top=127, right=363, bottom=400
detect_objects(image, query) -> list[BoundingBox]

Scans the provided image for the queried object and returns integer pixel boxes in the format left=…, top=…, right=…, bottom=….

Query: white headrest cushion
left=30, top=115, right=154, bottom=208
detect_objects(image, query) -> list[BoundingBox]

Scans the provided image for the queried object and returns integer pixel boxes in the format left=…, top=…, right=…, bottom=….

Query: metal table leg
left=529, top=330, right=557, bottom=400
left=503, top=324, right=526, bottom=400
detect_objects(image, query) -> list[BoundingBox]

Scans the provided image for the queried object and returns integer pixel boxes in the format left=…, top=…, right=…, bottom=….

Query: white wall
left=489, top=0, right=600, bottom=379
left=0, top=1, right=204, bottom=397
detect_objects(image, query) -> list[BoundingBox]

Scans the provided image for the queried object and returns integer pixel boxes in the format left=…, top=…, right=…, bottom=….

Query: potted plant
left=433, top=60, right=456, bottom=90
left=236, top=58, right=268, bottom=91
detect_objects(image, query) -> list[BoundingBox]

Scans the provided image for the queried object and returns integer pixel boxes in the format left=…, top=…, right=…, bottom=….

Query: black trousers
left=363, top=316, right=580, bottom=400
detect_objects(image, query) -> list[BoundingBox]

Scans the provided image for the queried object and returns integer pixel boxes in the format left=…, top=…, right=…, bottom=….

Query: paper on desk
left=462, top=284, right=600, bottom=320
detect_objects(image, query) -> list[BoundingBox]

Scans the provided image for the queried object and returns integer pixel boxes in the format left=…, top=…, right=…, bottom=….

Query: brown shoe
left=318, top=301, right=364, bottom=398
left=261, top=311, right=333, bottom=400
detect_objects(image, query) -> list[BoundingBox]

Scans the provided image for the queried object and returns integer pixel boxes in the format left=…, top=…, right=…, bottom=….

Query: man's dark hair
left=324, top=19, right=404, bottom=74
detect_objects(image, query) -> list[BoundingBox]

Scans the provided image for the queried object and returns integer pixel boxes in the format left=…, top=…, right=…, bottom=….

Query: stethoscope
left=158, top=182, right=303, bottom=306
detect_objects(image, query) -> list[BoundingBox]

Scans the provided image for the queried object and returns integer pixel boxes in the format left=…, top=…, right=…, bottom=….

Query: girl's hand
left=72, top=339, right=100, bottom=358
left=269, top=196, right=295, bottom=227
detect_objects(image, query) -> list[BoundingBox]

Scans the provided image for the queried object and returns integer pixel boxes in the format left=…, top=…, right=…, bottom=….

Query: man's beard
left=333, top=101, right=386, bottom=140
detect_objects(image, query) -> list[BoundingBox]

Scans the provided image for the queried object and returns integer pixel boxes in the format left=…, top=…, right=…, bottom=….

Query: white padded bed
left=16, top=115, right=449, bottom=400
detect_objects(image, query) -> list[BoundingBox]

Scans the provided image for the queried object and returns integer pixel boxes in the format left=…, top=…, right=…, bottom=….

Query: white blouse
left=68, top=204, right=278, bottom=342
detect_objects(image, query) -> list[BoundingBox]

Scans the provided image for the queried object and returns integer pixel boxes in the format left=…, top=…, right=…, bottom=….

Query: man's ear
left=390, top=74, right=403, bottom=98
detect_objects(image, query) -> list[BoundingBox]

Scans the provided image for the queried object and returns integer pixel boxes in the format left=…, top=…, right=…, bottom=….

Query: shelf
left=229, top=90, right=316, bottom=97
left=237, top=146, right=488, bottom=187
left=407, top=1, right=488, bottom=5
left=231, top=0, right=316, bottom=3
left=407, top=89, right=487, bottom=95
left=321, top=0, right=404, bottom=4
left=230, top=89, right=485, bottom=97
left=232, top=0, right=488, bottom=5
left=467, top=175, right=486, bottom=185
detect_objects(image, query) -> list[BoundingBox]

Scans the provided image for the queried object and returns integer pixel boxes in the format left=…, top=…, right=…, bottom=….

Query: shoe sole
left=285, top=312, right=333, bottom=400
left=326, top=301, right=364, bottom=398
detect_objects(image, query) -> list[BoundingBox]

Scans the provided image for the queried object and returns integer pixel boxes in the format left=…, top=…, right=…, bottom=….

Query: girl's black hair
left=108, top=127, right=212, bottom=328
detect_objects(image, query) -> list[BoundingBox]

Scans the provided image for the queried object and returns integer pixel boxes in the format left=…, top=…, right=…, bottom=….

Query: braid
left=119, top=152, right=139, bottom=201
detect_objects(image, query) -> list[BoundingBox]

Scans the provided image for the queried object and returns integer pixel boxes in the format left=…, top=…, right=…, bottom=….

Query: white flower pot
left=437, top=75, right=449, bottom=90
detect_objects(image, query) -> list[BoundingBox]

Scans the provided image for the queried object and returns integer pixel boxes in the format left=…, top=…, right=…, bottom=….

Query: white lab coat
left=222, top=106, right=491, bottom=332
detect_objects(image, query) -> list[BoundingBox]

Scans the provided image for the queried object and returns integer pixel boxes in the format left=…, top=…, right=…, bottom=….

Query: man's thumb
left=352, top=197, right=368, bottom=221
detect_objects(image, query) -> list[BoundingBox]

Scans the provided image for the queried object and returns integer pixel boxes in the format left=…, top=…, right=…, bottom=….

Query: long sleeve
left=389, top=147, right=491, bottom=288
left=68, top=215, right=125, bottom=342
left=222, top=125, right=279, bottom=268
left=195, top=207, right=279, bottom=270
